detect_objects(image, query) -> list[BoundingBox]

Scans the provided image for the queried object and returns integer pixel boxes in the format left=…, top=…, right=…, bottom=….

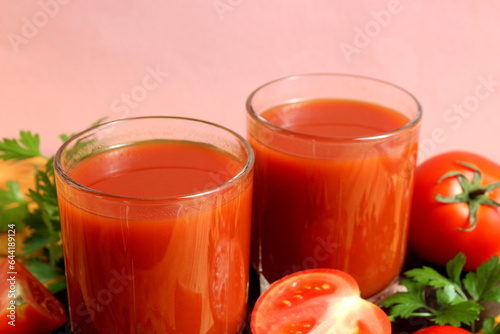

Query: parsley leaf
left=1, top=123, right=104, bottom=292
left=382, top=253, right=500, bottom=332
left=23, top=158, right=64, bottom=267
left=0, top=131, right=64, bottom=291
left=383, top=279, right=430, bottom=320
left=0, top=181, right=29, bottom=231
left=432, top=300, right=483, bottom=327
left=463, top=255, right=500, bottom=302
left=0, top=131, right=43, bottom=160
left=482, top=317, right=500, bottom=334
left=25, top=259, right=66, bottom=294
left=405, top=266, right=455, bottom=288
left=446, top=252, right=467, bottom=285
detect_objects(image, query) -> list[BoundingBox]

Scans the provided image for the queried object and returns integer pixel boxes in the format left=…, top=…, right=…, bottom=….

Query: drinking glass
left=54, top=116, right=254, bottom=333
left=246, top=73, right=422, bottom=299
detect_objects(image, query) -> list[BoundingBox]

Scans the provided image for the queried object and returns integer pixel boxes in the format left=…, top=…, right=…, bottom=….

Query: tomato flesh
left=0, top=259, right=67, bottom=334
left=251, top=269, right=391, bottom=334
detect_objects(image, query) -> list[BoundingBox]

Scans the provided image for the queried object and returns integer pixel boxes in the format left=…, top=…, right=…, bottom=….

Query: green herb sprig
left=0, top=131, right=67, bottom=292
left=383, top=253, right=500, bottom=332
left=1, top=120, right=105, bottom=292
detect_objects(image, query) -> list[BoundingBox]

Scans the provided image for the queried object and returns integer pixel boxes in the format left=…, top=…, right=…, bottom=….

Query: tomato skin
left=0, top=259, right=67, bottom=334
left=409, top=151, right=500, bottom=271
left=251, top=268, right=391, bottom=334
left=413, top=325, right=473, bottom=334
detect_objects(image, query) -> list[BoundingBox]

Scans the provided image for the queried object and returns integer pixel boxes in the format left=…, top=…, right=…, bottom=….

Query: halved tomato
left=0, top=258, right=67, bottom=334
left=251, top=268, right=391, bottom=334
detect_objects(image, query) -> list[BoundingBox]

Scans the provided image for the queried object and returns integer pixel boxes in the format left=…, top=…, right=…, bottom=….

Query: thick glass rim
left=54, top=116, right=255, bottom=201
left=246, top=73, right=423, bottom=141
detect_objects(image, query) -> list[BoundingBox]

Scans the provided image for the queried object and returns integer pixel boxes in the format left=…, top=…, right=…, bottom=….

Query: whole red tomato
left=251, top=269, right=391, bottom=334
left=413, top=325, right=472, bottom=334
left=0, top=258, right=67, bottom=334
left=409, top=151, right=500, bottom=271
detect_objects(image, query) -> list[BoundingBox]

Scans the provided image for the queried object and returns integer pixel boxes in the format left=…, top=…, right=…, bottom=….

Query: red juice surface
left=57, top=140, right=252, bottom=333
left=249, top=99, right=418, bottom=298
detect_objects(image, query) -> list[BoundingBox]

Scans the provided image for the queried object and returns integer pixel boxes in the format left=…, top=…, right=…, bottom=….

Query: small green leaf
left=59, top=134, right=70, bottom=142
left=25, top=259, right=64, bottom=282
left=382, top=280, right=429, bottom=319
left=435, top=285, right=466, bottom=306
left=22, top=230, right=50, bottom=254
left=405, top=266, right=453, bottom=288
left=0, top=180, right=26, bottom=203
left=47, top=277, right=67, bottom=294
left=0, top=131, right=42, bottom=160
left=433, top=300, right=483, bottom=327
left=446, top=252, right=466, bottom=285
left=482, top=317, right=500, bottom=334
left=483, top=285, right=500, bottom=302
left=0, top=181, right=29, bottom=231
left=0, top=204, right=28, bottom=231
left=25, top=259, right=66, bottom=293
left=383, top=295, right=428, bottom=319
left=463, top=255, right=500, bottom=302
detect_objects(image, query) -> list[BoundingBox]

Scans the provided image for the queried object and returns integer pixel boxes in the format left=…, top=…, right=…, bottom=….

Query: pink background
left=1, top=0, right=500, bottom=163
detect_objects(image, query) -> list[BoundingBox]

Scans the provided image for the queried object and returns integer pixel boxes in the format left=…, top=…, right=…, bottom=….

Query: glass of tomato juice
left=246, top=73, right=422, bottom=299
left=54, top=116, right=254, bottom=333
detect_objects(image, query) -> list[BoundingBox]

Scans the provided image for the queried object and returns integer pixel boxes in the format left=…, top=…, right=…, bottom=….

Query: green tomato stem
left=435, top=161, right=500, bottom=232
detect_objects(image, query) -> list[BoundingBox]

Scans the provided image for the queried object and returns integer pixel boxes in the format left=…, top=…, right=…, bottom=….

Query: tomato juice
left=56, top=137, right=253, bottom=333
left=248, top=98, right=420, bottom=298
